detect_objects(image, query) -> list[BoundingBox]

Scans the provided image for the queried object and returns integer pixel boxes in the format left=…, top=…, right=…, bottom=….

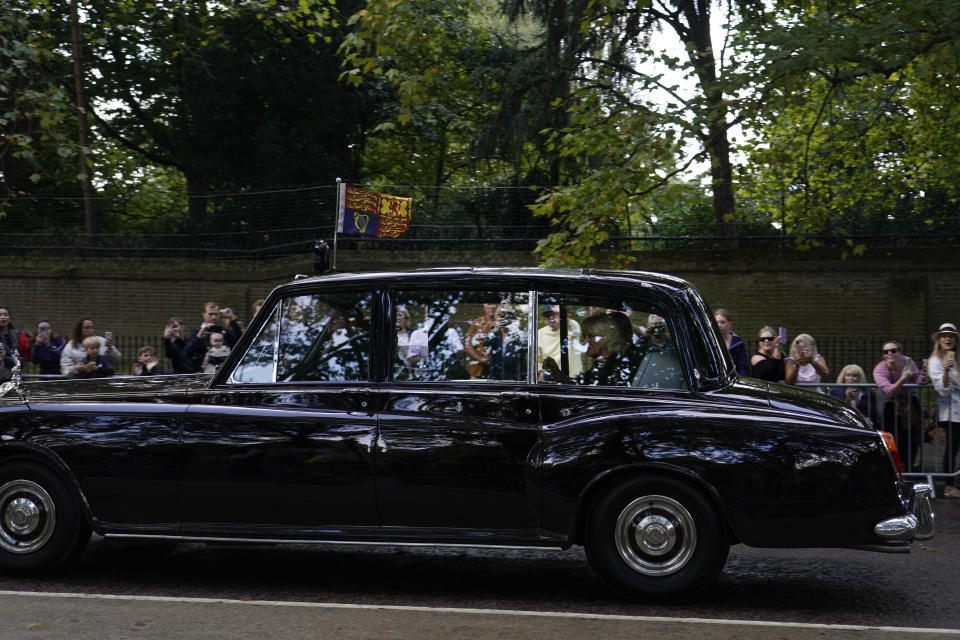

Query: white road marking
left=0, top=590, right=957, bottom=635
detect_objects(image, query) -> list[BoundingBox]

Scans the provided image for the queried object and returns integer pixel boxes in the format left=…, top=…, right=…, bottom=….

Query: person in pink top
left=873, top=340, right=927, bottom=472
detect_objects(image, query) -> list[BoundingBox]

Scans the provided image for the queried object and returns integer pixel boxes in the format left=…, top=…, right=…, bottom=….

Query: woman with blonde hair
left=928, top=323, right=960, bottom=497
left=785, top=333, right=829, bottom=391
left=829, top=364, right=878, bottom=425
left=578, top=313, right=630, bottom=386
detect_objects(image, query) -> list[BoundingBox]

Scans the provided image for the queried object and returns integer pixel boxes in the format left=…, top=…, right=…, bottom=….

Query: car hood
left=711, top=377, right=873, bottom=431
left=7, top=374, right=211, bottom=403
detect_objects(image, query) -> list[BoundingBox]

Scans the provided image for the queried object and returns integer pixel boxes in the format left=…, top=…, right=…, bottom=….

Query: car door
left=178, top=289, right=381, bottom=540
left=531, top=288, right=700, bottom=535
left=375, top=287, right=543, bottom=544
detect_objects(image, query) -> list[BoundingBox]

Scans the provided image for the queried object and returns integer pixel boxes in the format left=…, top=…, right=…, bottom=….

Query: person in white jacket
left=60, top=317, right=121, bottom=376
left=928, top=322, right=960, bottom=498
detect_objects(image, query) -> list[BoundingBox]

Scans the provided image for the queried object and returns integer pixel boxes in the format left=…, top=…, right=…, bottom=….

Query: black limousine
left=0, top=267, right=934, bottom=600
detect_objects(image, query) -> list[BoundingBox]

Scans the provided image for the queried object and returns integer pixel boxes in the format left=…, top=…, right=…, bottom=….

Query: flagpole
left=332, top=177, right=342, bottom=272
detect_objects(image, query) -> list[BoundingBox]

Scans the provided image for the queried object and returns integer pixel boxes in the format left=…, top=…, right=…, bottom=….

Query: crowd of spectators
left=728, top=315, right=959, bottom=491
left=0, top=299, right=262, bottom=383
left=2, top=299, right=957, bottom=490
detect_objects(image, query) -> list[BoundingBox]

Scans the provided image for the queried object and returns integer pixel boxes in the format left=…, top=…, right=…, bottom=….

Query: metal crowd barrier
left=801, top=382, right=958, bottom=491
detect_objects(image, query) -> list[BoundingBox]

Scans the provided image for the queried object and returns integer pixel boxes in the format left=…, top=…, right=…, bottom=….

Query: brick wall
left=0, top=246, right=955, bottom=373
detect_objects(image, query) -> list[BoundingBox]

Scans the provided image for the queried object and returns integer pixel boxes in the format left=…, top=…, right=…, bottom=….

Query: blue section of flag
left=340, top=209, right=380, bottom=237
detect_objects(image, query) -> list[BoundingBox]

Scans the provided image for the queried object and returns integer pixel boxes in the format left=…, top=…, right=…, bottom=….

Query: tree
left=83, top=0, right=365, bottom=231
left=340, top=0, right=558, bottom=236
left=737, top=0, right=960, bottom=253
left=0, top=2, right=81, bottom=216
left=3, top=0, right=374, bottom=237
left=497, top=0, right=764, bottom=265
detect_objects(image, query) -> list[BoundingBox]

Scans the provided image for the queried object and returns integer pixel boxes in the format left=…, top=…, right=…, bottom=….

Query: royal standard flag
left=337, top=184, right=412, bottom=238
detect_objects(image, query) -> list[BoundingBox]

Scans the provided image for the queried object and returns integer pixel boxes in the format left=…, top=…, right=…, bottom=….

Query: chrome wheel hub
left=5, top=498, right=41, bottom=536
left=615, top=494, right=696, bottom=576
left=634, top=514, right=676, bottom=556
left=0, top=480, right=56, bottom=554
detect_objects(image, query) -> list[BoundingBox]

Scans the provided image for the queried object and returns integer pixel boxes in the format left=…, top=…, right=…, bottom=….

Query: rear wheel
left=585, top=475, right=729, bottom=601
left=0, top=461, right=90, bottom=575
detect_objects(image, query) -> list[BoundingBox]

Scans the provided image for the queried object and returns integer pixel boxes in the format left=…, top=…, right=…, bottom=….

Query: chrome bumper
left=874, top=483, right=935, bottom=542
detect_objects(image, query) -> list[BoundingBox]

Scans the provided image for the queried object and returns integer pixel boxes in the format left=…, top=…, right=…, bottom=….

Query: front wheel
left=585, top=475, right=729, bottom=601
left=0, top=461, right=90, bottom=575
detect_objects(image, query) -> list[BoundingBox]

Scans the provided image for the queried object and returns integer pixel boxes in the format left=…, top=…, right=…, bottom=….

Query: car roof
left=285, top=266, right=692, bottom=292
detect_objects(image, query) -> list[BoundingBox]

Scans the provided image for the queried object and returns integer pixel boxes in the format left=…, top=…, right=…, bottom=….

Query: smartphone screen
left=778, top=327, right=787, bottom=344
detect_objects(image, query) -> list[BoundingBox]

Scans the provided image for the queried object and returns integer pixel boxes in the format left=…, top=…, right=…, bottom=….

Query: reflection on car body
left=0, top=267, right=934, bottom=600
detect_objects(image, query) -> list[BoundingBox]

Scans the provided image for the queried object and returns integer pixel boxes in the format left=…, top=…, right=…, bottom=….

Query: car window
left=536, top=293, right=687, bottom=390
left=231, top=304, right=281, bottom=383
left=394, top=290, right=529, bottom=383
left=230, top=292, right=372, bottom=383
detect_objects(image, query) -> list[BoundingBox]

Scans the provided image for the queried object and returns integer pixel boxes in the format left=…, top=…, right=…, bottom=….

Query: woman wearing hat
left=928, top=322, right=960, bottom=497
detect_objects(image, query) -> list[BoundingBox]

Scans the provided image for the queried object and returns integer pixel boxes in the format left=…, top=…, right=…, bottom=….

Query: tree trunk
left=707, top=122, right=738, bottom=239
left=71, top=0, right=97, bottom=243
left=679, top=0, right=738, bottom=240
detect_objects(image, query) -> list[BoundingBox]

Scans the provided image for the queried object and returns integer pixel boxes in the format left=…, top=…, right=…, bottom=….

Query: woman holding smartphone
left=928, top=323, right=960, bottom=497
left=60, top=317, right=121, bottom=376
left=30, top=319, right=66, bottom=375
left=785, top=333, right=830, bottom=392
left=750, top=326, right=786, bottom=383
left=830, top=364, right=879, bottom=425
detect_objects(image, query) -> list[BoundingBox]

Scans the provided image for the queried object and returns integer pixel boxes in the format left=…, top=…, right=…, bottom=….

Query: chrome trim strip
left=102, top=533, right=563, bottom=551
left=528, top=289, right=538, bottom=384
left=183, top=405, right=368, bottom=420
left=271, top=302, right=281, bottom=382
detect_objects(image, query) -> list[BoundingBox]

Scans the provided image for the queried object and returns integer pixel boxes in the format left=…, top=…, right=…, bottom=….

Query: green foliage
left=339, top=0, right=547, bottom=190
left=0, top=2, right=79, bottom=206
left=5, top=0, right=960, bottom=255
left=3, top=0, right=365, bottom=236
left=81, top=0, right=363, bottom=231
left=738, top=0, right=960, bottom=245
left=531, top=82, right=681, bottom=266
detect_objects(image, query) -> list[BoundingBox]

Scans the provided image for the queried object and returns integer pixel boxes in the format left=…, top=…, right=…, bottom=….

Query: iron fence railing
left=1, top=229, right=958, bottom=258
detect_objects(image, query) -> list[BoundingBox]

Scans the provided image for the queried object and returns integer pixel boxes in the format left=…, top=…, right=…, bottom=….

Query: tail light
left=879, top=431, right=903, bottom=476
